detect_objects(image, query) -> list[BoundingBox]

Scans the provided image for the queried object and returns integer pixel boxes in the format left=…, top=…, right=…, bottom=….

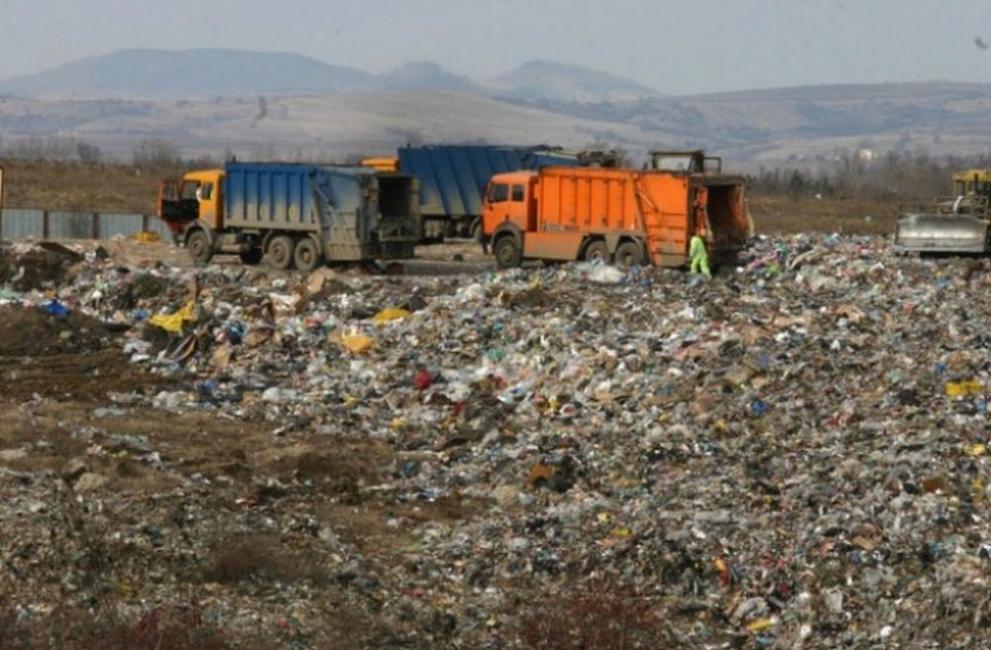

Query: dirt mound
left=0, top=242, right=82, bottom=291
left=0, top=305, right=112, bottom=356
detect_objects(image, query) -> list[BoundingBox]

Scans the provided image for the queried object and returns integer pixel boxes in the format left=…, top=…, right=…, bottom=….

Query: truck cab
left=158, top=169, right=225, bottom=236
left=482, top=171, right=536, bottom=237
left=650, top=150, right=722, bottom=174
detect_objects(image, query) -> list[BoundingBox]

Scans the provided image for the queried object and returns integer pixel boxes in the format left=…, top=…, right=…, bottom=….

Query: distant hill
left=374, top=61, right=480, bottom=93
left=0, top=49, right=659, bottom=103
left=0, top=49, right=374, bottom=99
left=488, top=60, right=661, bottom=103
left=572, top=81, right=991, bottom=161
left=2, top=49, right=991, bottom=166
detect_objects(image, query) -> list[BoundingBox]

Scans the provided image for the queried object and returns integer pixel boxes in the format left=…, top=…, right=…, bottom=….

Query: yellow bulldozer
left=895, top=169, right=991, bottom=254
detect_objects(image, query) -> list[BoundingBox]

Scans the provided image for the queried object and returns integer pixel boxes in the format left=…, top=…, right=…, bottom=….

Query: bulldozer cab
left=649, top=150, right=722, bottom=174
left=158, top=169, right=224, bottom=233
left=895, top=168, right=991, bottom=254
left=952, top=169, right=991, bottom=198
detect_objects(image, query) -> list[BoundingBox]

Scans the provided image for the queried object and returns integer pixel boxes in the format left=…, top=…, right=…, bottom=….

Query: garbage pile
left=3, top=235, right=991, bottom=647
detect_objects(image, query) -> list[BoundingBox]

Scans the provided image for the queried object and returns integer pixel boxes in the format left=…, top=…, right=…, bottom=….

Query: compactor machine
left=895, top=169, right=991, bottom=254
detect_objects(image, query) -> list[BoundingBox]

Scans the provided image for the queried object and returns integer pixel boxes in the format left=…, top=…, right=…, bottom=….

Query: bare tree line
left=748, top=149, right=991, bottom=200
left=5, top=136, right=991, bottom=202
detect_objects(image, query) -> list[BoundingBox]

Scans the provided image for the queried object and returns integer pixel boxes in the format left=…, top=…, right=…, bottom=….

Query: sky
left=1, top=0, right=990, bottom=95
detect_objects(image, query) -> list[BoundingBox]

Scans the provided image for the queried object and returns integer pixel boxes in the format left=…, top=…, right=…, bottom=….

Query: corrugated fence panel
left=47, top=212, right=94, bottom=240
left=1, top=209, right=45, bottom=239
left=0, top=210, right=171, bottom=241
left=98, top=213, right=144, bottom=239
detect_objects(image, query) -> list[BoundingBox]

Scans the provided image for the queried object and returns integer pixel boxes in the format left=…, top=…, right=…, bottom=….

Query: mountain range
left=1, top=49, right=990, bottom=166
left=0, top=49, right=659, bottom=103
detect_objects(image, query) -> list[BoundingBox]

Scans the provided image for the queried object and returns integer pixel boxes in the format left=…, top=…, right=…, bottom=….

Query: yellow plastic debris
left=133, top=231, right=162, bottom=243
left=148, top=302, right=195, bottom=333
left=746, top=618, right=774, bottom=632
left=341, top=333, right=374, bottom=354
left=967, top=443, right=987, bottom=457
left=544, top=396, right=559, bottom=415
left=610, top=526, right=633, bottom=539
left=372, top=307, right=411, bottom=324
left=946, top=379, right=984, bottom=398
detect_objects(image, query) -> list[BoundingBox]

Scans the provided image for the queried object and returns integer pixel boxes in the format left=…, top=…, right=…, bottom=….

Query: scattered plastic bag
left=946, top=379, right=983, bottom=398
left=373, top=307, right=411, bottom=324
left=587, top=265, right=625, bottom=285
left=42, top=300, right=70, bottom=318
left=148, top=301, right=196, bottom=333
left=340, top=332, right=374, bottom=353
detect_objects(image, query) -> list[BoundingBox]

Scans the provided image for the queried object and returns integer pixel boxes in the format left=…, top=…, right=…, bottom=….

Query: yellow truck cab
left=158, top=168, right=225, bottom=236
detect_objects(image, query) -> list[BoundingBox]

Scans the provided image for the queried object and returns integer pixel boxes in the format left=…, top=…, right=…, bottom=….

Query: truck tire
left=614, top=241, right=645, bottom=268
left=185, top=228, right=213, bottom=266
left=293, top=237, right=322, bottom=272
left=583, top=240, right=611, bottom=264
left=266, top=235, right=295, bottom=270
left=494, top=235, right=522, bottom=269
left=472, top=218, right=490, bottom=253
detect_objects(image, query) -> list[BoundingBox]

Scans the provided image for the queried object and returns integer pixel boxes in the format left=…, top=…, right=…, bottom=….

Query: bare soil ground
left=749, top=194, right=900, bottom=235
left=1, top=160, right=182, bottom=214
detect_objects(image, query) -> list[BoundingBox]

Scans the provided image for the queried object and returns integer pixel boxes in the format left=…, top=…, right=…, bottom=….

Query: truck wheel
left=185, top=229, right=213, bottom=266
left=494, top=235, right=522, bottom=269
left=614, top=241, right=645, bottom=268
left=293, top=237, right=322, bottom=272
left=266, top=235, right=295, bottom=270
left=583, top=240, right=611, bottom=264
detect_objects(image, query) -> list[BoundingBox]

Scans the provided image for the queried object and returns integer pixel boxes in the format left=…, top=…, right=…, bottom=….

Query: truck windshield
left=181, top=182, right=201, bottom=200
left=653, top=155, right=698, bottom=172
left=487, top=184, right=509, bottom=202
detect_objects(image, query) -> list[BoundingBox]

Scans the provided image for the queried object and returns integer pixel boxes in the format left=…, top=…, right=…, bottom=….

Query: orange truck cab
left=482, top=155, right=749, bottom=269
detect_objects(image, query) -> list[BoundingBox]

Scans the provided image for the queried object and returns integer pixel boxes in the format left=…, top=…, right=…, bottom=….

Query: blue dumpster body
left=396, top=145, right=579, bottom=239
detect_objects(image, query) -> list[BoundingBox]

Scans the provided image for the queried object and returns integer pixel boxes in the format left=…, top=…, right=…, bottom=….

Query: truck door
left=195, top=179, right=220, bottom=230
left=488, top=182, right=531, bottom=228
left=484, top=182, right=511, bottom=229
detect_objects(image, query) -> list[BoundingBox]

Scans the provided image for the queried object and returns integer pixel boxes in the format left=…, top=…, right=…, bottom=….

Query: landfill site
left=4, top=196, right=991, bottom=649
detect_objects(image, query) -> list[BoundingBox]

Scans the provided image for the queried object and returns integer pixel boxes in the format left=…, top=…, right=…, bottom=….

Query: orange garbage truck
left=482, top=151, right=750, bottom=269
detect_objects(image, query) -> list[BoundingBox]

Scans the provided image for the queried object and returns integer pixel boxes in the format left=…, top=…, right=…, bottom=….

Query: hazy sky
left=1, top=0, right=990, bottom=94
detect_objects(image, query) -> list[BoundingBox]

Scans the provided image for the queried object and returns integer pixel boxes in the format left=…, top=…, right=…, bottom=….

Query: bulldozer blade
left=894, top=213, right=989, bottom=254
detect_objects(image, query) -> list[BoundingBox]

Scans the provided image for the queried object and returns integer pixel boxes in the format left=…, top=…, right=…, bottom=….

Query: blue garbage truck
left=363, top=145, right=582, bottom=241
left=158, top=162, right=420, bottom=270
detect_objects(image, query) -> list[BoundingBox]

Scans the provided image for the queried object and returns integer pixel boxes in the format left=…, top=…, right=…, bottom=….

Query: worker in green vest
left=689, top=226, right=711, bottom=279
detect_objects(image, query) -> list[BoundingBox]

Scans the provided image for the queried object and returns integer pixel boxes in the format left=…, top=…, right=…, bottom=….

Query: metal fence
left=0, top=209, right=172, bottom=241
